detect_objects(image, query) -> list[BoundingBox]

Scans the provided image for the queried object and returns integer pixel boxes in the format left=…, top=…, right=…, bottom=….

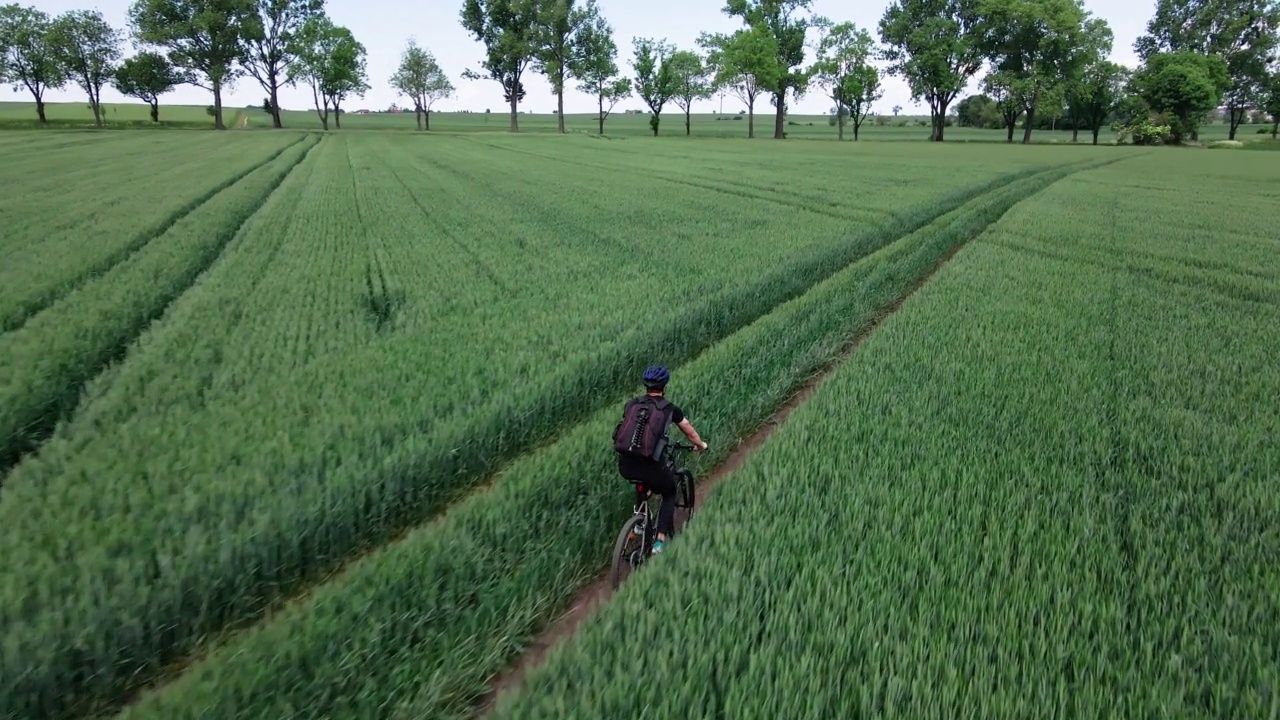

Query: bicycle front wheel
left=609, top=515, right=647, bottom=590
left=674, top=469, right=695, bottom=534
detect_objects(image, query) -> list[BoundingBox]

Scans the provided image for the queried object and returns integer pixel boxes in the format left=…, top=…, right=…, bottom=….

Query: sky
left=4, top=0, right=1153, bottom=115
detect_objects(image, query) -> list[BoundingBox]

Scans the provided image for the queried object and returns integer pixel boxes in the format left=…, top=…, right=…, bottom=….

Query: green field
left=3, top=99, right=1275, bottom=143
left=0, top=120, right=1277, bottom=720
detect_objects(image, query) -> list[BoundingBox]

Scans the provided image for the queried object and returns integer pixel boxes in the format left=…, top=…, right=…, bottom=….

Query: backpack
left=613, top=395, right=673, bottom=461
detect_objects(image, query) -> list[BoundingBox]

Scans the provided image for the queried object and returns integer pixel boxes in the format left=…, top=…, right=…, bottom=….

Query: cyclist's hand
left=695, top=440, right=708, bottom=453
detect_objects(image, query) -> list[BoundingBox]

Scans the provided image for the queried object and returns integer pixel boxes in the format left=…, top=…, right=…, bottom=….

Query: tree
left=288, top=14, right=367, bottom=130
left=389, top=38, right=453, bottom=131
left=879, top=0, right=986, bottom=141
left=48, top=10, right=121, bottom=127
left=699, top=27, right=779, bottom=138
left=892, top=104, right=902, bottom=115
left=632, top=36, right=675, bottom=135
left=1135, top=0, right=1280, bottom=140
left=810, top=18, right=881, bottom=140
left=113, top=51, right=183, bottom=122
left=242, top=0, right=322, bottom=128
left=460, top=0, right=541, bottom=132
left=1131, top=50, right=1230, bottom=143
left=0, top=5, right=67, bottom=123
left=955, top=93, right=1003, bottom=127
left=667, top=49, right=712, bottom=135
left=571, top=11, right=630, bottom=134
left=982, top=71, right=1023, bottom=141
left=1066, top=60, right=1125, bottom=144
left=128, top=0, right=257, bottom=130
left=723, top=0, right=814, bottom=140
left=1060, top=14, right=1114, bottom=142
left=979, top=0, right=1088, bottom=144
left=1265, top=69, right=1280, bottom=138
left=535, top=0, right=595, bottom=133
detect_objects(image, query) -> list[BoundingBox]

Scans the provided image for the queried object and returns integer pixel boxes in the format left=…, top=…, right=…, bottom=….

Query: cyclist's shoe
left=652, top=540, right=665, bottom=554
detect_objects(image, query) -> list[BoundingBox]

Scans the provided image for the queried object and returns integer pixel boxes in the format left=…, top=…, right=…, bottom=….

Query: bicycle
left=609, top=440, right=697, bottom=590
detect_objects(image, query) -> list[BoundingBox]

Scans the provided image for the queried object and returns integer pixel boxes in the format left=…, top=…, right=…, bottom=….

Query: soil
left=472, top=241, right=970, bottom=717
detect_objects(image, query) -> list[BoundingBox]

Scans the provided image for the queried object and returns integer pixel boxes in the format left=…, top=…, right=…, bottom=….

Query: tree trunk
left=1072, top=126, right=1079, bottom=143
left=1228, top=106, right=1245, bottom=140
left=334, top=103, right=342, bottom=129
left=773, top=90, right=785, bottom=139
left=415, top=107, right=422, bottom=130
left=270, top=81, right=282, bottom=128
left=557, top=79, right=566, bottom=133
left=36, top=96, right=46, bottom=123
left=425, top=109, right=431, bottom=131
left=598, top=93, right=605, bottom=134
left=1272, top=121, right=1278, bottom=139
left=837, top=115, right=844, bottom=141
left=685, top=107, right=691, bottom=136
left=932, top=99, right=949, bottom=141
left=509, top=93, right=519, bottom=132
left=1006, top=120, right=1015, bottom=142
left=1092, top=127, right=1100, bottom=145
left=213, top=79, right=226, bottom=130
left=853, top=120, right=860, bottom=141
left=90, top=89, right=102, bottom=127
left=1021, top=105, right=1036, bottom=144
left=747, top=97, right=755, bottom=138
left=149, top=101, right=159, bottom=123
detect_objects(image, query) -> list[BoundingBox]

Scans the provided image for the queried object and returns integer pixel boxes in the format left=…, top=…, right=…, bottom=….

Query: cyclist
left=614, top=365, right=707, bottom=553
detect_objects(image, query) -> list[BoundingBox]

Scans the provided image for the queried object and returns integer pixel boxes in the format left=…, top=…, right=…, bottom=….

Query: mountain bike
left=609, top=441, right=696, bottom=590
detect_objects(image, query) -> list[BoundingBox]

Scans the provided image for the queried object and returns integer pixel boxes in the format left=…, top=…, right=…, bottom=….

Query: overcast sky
left=4, top=0, right=1151, bottom=114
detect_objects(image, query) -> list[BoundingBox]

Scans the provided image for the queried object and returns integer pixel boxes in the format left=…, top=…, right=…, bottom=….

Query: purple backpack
left=613, top=396, right=672, bottom=460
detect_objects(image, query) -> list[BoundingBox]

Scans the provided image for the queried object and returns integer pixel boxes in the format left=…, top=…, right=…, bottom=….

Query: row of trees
left=457, top=0, right=1280, bottom=142
left=953, top=0, right=1280, bottom=143
left=457, top=0, right=883, bottom=139
left=4, top=0, right=1279, bottom=141
left=0, top=0, right=451, bottom=130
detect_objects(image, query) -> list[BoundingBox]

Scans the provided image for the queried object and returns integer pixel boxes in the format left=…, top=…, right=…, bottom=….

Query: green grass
left=0, top=133, right=318, bottom=473
left=0, top=133, right=1100, bottom=720
left=490, top=150, right=1280, bottom=719
left=0, top=131, right=306, bottom=335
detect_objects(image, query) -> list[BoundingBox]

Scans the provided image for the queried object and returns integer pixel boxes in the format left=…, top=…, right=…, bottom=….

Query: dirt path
left=473, top=242, right=969, bottom=718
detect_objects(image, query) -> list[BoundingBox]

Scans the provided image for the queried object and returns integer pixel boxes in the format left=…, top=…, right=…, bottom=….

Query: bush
left=1111, top=118, right=1173, bottom=146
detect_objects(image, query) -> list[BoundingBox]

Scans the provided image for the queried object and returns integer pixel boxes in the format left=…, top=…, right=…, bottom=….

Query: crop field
left=0, top=125, right=1276, bottom=720
left=490, top=151, right=1280, bottom=718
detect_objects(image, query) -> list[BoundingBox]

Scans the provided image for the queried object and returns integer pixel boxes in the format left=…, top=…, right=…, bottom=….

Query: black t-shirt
left=667, top=401, right=684, bottom=425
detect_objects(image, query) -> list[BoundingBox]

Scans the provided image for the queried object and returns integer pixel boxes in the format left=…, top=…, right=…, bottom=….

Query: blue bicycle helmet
left=642, top=365, right=670, bottom=389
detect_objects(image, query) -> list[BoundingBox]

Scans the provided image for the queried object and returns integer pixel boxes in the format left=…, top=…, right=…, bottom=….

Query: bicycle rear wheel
left=609, top=515, right=648, bottom=590
left=673, top=469, right=695, bottom=534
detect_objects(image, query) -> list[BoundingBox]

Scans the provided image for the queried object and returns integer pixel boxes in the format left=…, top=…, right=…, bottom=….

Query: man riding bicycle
left=613, top=365, right=707, bottom=553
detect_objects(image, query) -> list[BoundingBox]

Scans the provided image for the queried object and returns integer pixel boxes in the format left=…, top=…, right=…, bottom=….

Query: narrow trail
left=474, top=241, right=971, bottom=717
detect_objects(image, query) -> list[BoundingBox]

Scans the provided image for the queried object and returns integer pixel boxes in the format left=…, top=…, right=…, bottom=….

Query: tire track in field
left=0, top=135, right=323, bottom=479
left=989, top=239, right=1280, bottom=309
left=374, top=143, right=515, bottom=295
left=459, top=136, right=877, bottom=223
left=0, top=133, right=313, bottom=336
left=473, top=155, right=1133, bottom=717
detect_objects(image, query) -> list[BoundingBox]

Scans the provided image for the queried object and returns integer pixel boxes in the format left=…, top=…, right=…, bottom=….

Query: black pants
left=618, top=454, right=678, bottom=536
